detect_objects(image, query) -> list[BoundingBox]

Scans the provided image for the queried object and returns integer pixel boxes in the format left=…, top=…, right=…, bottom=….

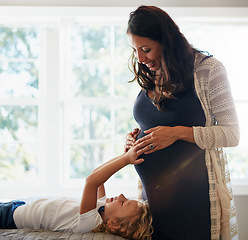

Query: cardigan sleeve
left=193, top=58, right=240, bottom=150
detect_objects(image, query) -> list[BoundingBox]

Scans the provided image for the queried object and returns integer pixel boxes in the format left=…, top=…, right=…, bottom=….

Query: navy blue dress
left=133, top=88, right=211, bottom=240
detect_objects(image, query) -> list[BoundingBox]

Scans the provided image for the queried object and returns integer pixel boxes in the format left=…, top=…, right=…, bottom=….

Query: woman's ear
left=107, top=219, right=119, bottom=232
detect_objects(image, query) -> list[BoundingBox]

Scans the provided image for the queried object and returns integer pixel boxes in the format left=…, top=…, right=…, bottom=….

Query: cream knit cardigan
left=193, top=53, right=240, bottom=240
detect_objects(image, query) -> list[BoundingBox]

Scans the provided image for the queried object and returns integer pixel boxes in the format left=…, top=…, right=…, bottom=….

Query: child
left=0, top=144, right=153, bottom=240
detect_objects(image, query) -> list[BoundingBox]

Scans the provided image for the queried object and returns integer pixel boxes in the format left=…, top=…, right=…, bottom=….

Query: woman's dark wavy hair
left=127, top=5, right=197, bottom=111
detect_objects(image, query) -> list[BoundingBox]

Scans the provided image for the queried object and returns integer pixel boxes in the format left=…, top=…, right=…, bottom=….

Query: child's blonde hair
left=93, top=201, right=153, bottom=240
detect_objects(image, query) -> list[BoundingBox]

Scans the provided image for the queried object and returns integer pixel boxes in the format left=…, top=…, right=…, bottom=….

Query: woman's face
left=128, top=33, right=163, bottom=71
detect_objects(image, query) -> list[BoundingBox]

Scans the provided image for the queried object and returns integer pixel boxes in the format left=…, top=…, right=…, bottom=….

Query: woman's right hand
left=124, top=128, right=140, bottom=152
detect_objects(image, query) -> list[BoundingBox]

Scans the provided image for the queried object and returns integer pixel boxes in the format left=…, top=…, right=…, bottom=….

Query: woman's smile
left=146, top=60, right=155, bottom=68
left=128, top=33, right=163, bottom=71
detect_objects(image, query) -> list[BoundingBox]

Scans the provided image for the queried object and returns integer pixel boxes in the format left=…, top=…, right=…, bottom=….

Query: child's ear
left=107, top=219, right=119, bottom=231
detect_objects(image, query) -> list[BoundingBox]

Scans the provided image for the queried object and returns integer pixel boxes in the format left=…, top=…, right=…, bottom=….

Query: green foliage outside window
left=68, top=25, right=138, bottom=179
left=0, top=26, right=39, bottom=181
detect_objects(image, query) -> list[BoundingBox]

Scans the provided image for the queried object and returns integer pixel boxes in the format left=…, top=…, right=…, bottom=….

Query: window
left=63, top=24, right=139, bottom=182
left=0, top=25, right=40, bottom=181
left=0, top=7, right=248, bottom=200
left=0, top=11, right=141, bottom=199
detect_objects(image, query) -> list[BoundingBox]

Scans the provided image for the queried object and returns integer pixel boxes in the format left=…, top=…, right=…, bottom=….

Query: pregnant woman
left=125, top=5, right=239, bottom=240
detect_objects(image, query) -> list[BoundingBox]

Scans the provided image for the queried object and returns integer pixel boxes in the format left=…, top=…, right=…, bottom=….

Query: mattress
left=0, top=228, right=125, bottom=240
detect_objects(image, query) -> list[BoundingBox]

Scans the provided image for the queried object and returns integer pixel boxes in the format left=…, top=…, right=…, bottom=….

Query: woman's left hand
left=134, top=126, right=194, bottom=154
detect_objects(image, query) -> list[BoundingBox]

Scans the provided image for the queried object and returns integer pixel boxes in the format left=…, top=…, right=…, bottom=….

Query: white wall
left=0, top=0, right=247, bottom=7
left=235, top=196, right=248, bottom=240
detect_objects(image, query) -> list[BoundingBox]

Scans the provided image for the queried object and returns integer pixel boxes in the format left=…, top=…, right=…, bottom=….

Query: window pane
left=70, top=143, right=137, bottom=179
left=0, top=61, right=38, bottom=98
left=226, top=102, right=248, bottom=179
left=71, top=62, right=111, bottom=97
left=114, top=25, right=132, bottom=62
left=0, top=143, right=38, bottom=181
left=115, top=105, right=138, bottom=142
left=181, top=23, right=248, bottom=100
left=69, top=104, right=111, bottom=140
left=114, top=63, right=139, bottom=98
left=71, top=25, right=110, bottom=59
left=0, top=106, right=38, bottom=181
left=0, top=26, right=39, bottom=99
left=0, top=26, right=39, bottom=59
left=70, top=143, right=113, bottom=178
left=0, top=106, right=38, bottom=141
left=114, top=25, right=139, bottom=98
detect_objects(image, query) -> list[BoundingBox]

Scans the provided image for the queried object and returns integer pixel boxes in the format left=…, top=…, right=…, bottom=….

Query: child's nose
left=118, top=194, right=127, bottom=201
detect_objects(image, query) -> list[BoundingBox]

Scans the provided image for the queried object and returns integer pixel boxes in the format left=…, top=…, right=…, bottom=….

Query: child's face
left=104, top=194, right=139, bottom=220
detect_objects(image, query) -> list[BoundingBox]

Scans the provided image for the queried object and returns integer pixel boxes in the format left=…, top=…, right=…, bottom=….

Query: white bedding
left=0, top=228, right=126, bottom=240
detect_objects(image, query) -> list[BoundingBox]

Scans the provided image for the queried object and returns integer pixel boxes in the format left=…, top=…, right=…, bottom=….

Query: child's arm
left=79, top=145, right=144, bottom=214
left=92, top=156, right=121, bottom=199
left=97, top=185, right=105, bottom=199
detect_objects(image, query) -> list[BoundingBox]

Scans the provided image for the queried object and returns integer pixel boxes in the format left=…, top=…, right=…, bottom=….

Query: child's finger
left=134, top=158, right=144, bottom=165
left=133, top=129, right=141, bottom=138
left=132, top=128, right=139, bottom=134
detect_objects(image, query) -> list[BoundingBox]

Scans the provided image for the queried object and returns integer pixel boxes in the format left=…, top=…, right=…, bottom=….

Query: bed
left=0, top=228, right=125, bottom=240
left=0, top=195, right=127, bottom=240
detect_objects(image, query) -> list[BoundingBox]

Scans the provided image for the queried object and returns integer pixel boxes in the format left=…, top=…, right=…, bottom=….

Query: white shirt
left=13, top=196, right=106, bottom=233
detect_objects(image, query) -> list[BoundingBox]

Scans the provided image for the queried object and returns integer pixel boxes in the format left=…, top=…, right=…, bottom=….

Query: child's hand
left=123, top=143, right=145, bottom=165
left=124, top=128, right=140, bottom=152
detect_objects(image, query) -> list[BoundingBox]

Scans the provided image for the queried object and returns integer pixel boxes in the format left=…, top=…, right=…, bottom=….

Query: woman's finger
left=135, top=141, right=157, bottom=156
left=144, top=148, right=157, bottom=154
left=143, top=144, right=156, bottom=154
left=134, top=134, right=151, bottom=145
left=144, top=143, right=162, bottom=154
left=143, top=126, right=158, bottom=134
left=138, top=139, right=153, bottom=149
